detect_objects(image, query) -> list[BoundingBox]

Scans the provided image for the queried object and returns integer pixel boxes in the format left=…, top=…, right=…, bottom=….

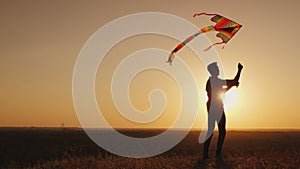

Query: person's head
left=207, top=62, right=219, bottom=77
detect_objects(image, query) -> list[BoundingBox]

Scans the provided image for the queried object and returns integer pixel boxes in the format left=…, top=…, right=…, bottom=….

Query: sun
left=221, top=88, right=239, bottom=110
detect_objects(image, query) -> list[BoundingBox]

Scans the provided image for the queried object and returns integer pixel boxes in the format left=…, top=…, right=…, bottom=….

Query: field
left=0, top=128, right=299, bottom=169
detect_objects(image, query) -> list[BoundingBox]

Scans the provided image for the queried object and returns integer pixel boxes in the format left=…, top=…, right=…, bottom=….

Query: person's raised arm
left=224, top=63, right=243, bottom=91
left=234, top=63, right=243, bottom=84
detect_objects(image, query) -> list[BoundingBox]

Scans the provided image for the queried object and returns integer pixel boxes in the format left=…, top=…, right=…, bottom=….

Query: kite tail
left=204, top=41, right=225, bottom=51
left=166, top=52, right=175, bottom=65
left=200, top=25, right=215, bottom=32
left=166, top=31, right=202, bottom=65
left=193, top=12, right=217, bottom=17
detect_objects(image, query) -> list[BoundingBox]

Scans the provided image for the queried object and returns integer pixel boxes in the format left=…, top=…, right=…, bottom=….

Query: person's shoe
left=215, top=151, right=223, bottom=159
left=202, top=154, right=209, bottom=160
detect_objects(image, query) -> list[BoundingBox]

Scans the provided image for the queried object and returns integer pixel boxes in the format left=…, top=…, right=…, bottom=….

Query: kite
left=166, top=12, right=242, bottom=65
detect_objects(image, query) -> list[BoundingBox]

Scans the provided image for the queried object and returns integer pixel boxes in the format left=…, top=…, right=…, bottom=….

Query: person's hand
left=238, top=63, right=243, bottom=70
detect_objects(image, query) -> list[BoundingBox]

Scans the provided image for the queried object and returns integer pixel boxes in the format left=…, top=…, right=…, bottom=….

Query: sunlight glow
left=221, top=88, right=239, bottom=110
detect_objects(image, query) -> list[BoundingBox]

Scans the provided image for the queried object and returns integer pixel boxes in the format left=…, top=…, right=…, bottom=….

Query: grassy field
left=0, top=128, right=299, bottom=169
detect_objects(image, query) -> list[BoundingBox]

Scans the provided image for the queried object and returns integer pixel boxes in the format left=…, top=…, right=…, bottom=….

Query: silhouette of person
left=202, top=62, right=243, bottom=159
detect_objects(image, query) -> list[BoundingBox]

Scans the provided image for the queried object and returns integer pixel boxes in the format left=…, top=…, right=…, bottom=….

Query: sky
left=0, top=0, right=299, bottom=129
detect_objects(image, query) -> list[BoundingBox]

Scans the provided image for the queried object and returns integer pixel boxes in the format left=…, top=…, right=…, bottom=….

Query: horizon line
left=0, top=126, right=300, bottom=131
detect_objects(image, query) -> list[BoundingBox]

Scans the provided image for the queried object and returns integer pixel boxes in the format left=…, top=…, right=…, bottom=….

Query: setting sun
left=221, top=88, right=239, bottom=110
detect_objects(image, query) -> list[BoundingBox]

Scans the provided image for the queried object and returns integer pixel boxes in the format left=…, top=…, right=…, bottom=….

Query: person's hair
left=207, top=62, right=218, bottom=75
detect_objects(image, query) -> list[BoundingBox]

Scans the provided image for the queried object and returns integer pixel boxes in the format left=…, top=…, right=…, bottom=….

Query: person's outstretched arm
left=225, top=63, right=243, bottom=91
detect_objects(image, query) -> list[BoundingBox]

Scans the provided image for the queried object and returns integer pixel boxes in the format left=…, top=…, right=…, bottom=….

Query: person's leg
left=203, top=114, right=215, bottom=159
left=216, top=112, right=226, bottom=157
left=203, top=135, right=212, bottom=159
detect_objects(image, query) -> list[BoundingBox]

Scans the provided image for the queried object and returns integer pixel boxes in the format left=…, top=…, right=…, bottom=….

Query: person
left=202, top=62, right=243, bottom=159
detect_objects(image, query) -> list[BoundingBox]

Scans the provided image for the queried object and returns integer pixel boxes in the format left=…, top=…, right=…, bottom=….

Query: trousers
left=203, top=112, right=226, bottom=156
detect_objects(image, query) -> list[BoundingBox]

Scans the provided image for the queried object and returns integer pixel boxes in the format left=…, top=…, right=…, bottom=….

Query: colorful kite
left=166, top=12, right=242, bottom=65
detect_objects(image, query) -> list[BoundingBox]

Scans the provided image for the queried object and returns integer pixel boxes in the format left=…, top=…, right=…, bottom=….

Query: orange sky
left=0, top=0, right=299, bottom=129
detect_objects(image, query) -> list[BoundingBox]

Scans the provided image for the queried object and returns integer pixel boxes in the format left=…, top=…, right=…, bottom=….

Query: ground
left=0, top=128, right=299, bottom=169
